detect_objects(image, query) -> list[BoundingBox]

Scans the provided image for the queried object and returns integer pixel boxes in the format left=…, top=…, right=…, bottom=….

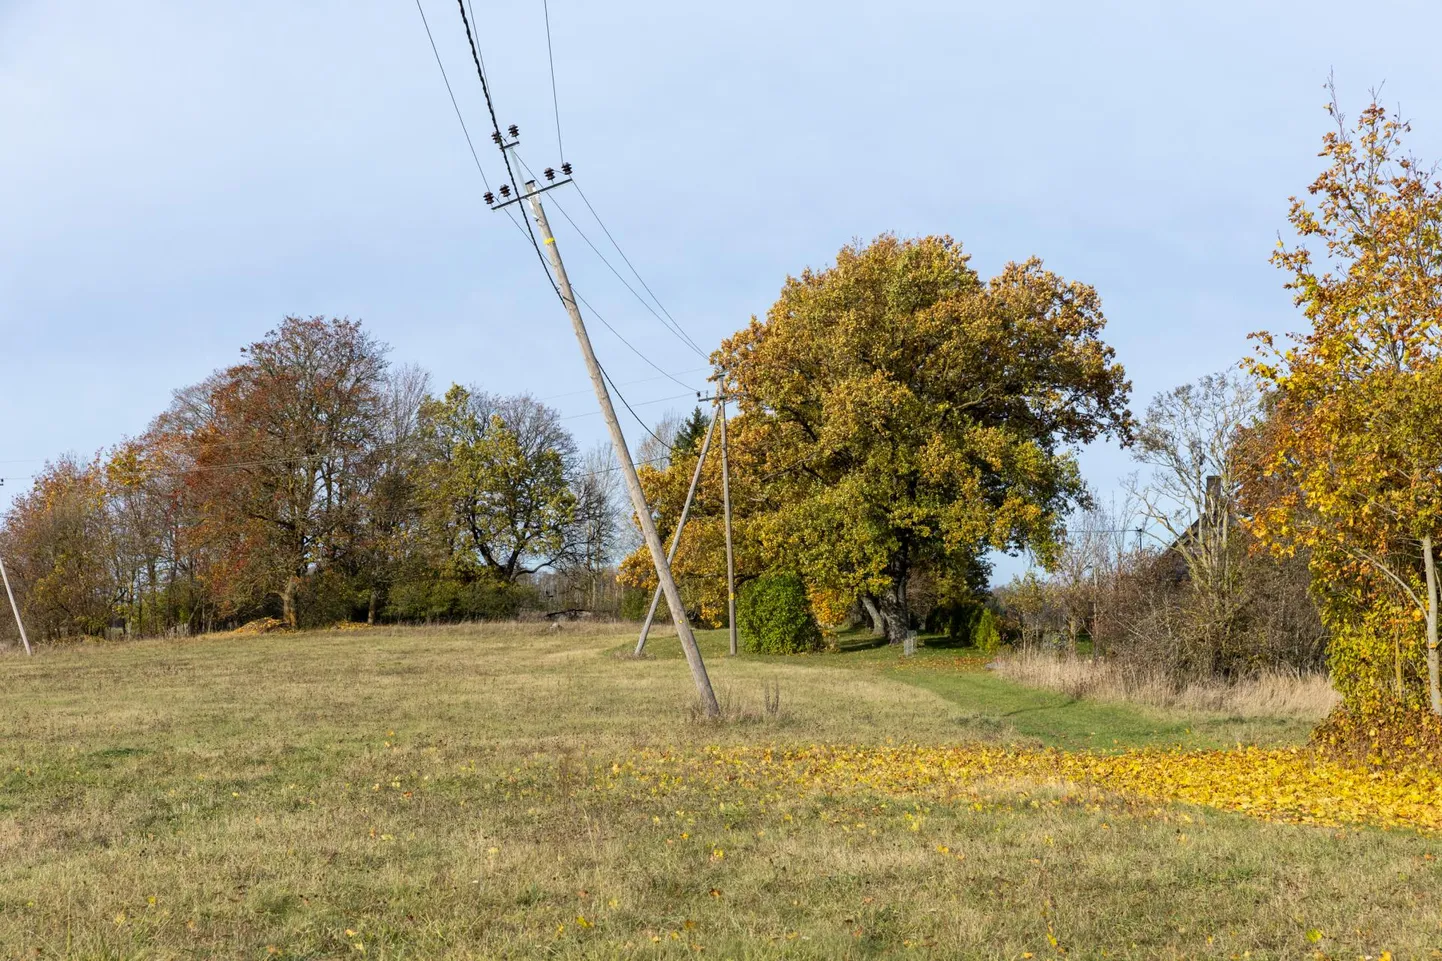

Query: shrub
left=294, top=570, right=366, bottom=629
left=972, top=608, right=1002, bottom=655
left=924, top=598, right=984, bottom=642
left=618, top=587, right=652, bottom=622
left=1312, top=701, right=1442, bottom=771
left=384, top=576, right=538, bottom=622
left=737, top=574, right=823, bottom=654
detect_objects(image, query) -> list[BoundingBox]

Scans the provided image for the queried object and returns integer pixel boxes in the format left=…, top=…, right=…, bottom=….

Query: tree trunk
left=1395, top=627, right=1405, bottom=699
left=1423, top=534, right=1441, bottom=715
left=860, top=596, right=885, bottom=637
left=367, top=588, right=379, bottom=625
left=282, top=574, right=302, bottom=630
left=875, top=576, right=910, bottom=645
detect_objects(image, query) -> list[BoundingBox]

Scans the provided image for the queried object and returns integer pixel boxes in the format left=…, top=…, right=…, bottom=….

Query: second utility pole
left=719, top=392, right=737, bottom=656
left=518, top=173, right=720, bottom=716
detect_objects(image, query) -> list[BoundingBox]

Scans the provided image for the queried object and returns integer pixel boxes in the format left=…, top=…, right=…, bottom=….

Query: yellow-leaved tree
left=674, top=234, right=1133, bottom=642
left=1246, top=84, right=1442, bottom=715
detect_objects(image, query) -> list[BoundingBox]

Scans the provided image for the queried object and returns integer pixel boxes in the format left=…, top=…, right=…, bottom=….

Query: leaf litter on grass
left=601, top=743, right=1442, bottom=833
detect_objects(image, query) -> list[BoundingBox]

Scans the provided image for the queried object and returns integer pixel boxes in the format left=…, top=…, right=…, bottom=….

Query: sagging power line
left=442, top=0, right=721, bottom=715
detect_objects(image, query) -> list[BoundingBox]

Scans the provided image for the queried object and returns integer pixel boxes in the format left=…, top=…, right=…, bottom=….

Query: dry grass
left=0, top=624, right=1434, bottom=959
left=992, top=648, right=1340, bottom=720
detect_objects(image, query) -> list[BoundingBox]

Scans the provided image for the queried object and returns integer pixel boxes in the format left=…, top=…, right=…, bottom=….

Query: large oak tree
left=712, top=234, right=1132, bottom=641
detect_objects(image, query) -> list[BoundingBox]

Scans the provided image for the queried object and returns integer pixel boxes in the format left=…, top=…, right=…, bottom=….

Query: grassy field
left=1, top=623, right=1439, bottom=960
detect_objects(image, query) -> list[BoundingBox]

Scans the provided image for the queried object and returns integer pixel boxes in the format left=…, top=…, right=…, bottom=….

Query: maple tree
left=1246, top=84, right=1442, bottom=714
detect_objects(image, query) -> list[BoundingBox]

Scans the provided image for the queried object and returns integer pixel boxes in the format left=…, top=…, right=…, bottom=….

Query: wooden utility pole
left=517, top=172, right=720, bottom=716
left=0, top=553, right=32, bottom=656
left=635, top=404, right=719, bottom=655
left=720, top=394, right=737, bottom=656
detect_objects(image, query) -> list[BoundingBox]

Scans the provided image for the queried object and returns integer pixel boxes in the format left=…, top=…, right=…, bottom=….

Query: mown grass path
left=672, top=629, right=1317, bottom=752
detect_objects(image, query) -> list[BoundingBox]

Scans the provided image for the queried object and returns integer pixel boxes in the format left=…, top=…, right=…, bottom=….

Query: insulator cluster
left=483, top=191, right=495, bottom=205
left=490, top=132, right=502, bottom=145
left=499, top=185, right=512, bottom=198
left=507, top=124, right=519, bottom=138
left=544, top=167, right=556, bottom=181
left=561, top=161, right=573, bottom=176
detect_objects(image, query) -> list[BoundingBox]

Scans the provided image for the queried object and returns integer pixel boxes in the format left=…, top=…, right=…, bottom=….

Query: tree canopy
left=1245, top=88, right=1442, bottom=714
left=624, top=235, right=1132, bottom=640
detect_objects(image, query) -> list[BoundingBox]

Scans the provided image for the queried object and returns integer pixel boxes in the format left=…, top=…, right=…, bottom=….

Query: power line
left=413, top=0, right=493, bottom=192
left=0, top=366, right=710, bottom=477
left=600, top=366, right=688, bottom=457
left=513, top=151, right=706, bottom=359
left=560, top=390, right=693, bottom=422
left=553, top=191, right=706, bottom=359
left=572, top=178, right=708, bottom=356
left=453, top=0, right=504, bottom=147
left=541, top=0, right=564, bottom=162
left=1, top=441, right=683, bottom=489
left=452, top=0, right=559, bottom=300
left=540, top=367, right=706, bottom=402
left=570, top=288, right=699, bottom=391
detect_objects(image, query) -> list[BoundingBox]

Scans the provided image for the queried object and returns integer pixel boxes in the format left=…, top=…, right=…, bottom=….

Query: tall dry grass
left=993, top=649, right=1339, bottom=720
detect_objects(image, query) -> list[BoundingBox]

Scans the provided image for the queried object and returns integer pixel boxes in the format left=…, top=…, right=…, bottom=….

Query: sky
left=5, top=0, right=1442, bottom=584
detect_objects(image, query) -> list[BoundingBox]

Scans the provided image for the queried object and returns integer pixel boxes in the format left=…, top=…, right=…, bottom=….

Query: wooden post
left=636, top=405, right=719, bottom=655
left=720, top=395, right=737, bottom=656
left=0, top=553, right=33, bottom=656
left=518, top=172, right=720, bottom=716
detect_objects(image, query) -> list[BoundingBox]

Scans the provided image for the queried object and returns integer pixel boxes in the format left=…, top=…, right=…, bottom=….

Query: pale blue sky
left=4, top=1, right=1442, bottom=582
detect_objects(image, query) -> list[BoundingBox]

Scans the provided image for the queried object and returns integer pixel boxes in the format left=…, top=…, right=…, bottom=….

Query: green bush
left=737, top=574, right=823, bottom=655
left=972, top=607, right=1002, bottom=655
left=925, top=598, right=984, bottom=642
left=294, top=570, right=367, bottom=629
left=618, top=587, right=652, bottom=622
left=384, top=576, right=537, bottom=622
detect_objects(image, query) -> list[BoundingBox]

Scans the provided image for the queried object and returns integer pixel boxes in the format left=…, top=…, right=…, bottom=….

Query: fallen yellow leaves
left=603, top=744, right=1442, bottom=833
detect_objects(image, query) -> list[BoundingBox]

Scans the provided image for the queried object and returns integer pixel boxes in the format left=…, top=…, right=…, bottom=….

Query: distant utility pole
left=504, top=161, right=720, bottom=716
left=635, top=403, right=719, bottom=655
left=0, top=554, right=32, bottom=656
left=719, top=392, right=737, bottom=656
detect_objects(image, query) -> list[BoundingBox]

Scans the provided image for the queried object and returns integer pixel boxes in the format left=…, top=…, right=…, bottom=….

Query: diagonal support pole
left=0, top=553, right=33, bottom=656
left=635, top=403, right=719, bottom=655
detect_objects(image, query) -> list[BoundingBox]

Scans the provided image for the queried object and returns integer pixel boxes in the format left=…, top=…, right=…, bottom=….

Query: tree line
left=4, top=237, right=1137, bottom=648
left=0, top=317, right=637, bottom=639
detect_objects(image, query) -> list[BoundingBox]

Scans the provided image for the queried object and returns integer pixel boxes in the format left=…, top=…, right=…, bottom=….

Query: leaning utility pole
left=507, top=165, right=719, bottom=716
left=0, top=553, right=32, bottom=656
left=635, top=403, right=719, bottom=655
left=719, top=393, right=737, bottom=656
left=445, top=3, right=715, bottom=707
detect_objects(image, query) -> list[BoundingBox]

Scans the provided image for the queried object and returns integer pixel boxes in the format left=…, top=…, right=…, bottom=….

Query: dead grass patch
left=994, top=649, right=1340, bottom=720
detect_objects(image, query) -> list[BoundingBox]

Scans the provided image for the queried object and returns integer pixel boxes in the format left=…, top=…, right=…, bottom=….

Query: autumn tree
left=1, top=456, right=115, bottom=639
left=356, top=363, right=432, bottom=622
left=713, top=235, right=1132, bottom=642
left=1124, top=371, right=1263, bottom=671
left=416, top=386, right=578, bottom=583
left=1246, top=85, right=1442, bottom=714
left=187, top=317, right=388, bottom=627
left=620, top=407, right=769, bottom=626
